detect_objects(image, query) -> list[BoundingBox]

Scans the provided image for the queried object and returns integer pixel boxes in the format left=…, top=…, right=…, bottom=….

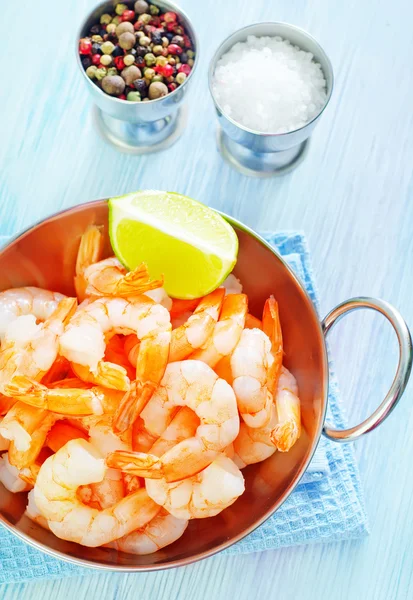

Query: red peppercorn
left=79, top=38, right=92, bottom=55
left=178, top=63, right=191, bottom=75
left=167, top=43, right=183, bottom=55
left=118, top=94, right=126, bottom=100
left=161, top=63, right=174, bottom=77
left=134, top=20, right=143, bottom=30
left=166, top=22, right=176, bottom=32
left=136, top=60, right=145, bottom=69
left=183, top=35, right=192, bottom=49
left=92, top=54, right=101, bottom=65
left=114, top=56, right=125, bottom=70
left=121, top=9, right=135, bottom=21
left=168, top=83, right=177, bottom=92
left=150, top=16, right=161, bottom=27
left=164, top=11, right=177, bottom=23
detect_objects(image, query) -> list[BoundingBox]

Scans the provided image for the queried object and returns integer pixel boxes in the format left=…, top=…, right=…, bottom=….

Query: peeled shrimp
left=83, top=257, right=164, bottom=298
left=26, top=489, right=49, bottom=529
left=190, top=294, right=247, bottom=368
left=0, top=453, right=31, bottom=493
left=0, top=297, right=77, bottom=393
left=8, top=411, right=56, bottom=470
left=108, top=509, right=188, bottom=555
left=107, top=360, right=239, bottom=482
left=33, top=439, right=160, bottom=547
left=144, top=455, right=245, bottom=520
left=233, top=367, right=301, bottom=466
left=60, top=296, right=171, bottom=425
left=0, top=287, right=66, bottom=342
left=0, top=402, right=50, bottom=451
left=169, top=288, right=225, bottom=362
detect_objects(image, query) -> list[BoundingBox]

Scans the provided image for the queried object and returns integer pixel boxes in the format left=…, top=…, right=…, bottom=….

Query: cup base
left=217, top=129, right=309, bottom=177
left=93, top=105, right=188, bottom=155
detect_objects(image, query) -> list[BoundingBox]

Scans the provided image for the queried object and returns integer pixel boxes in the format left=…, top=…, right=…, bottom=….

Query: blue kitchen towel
left=0, top=231, right=368, bottom=584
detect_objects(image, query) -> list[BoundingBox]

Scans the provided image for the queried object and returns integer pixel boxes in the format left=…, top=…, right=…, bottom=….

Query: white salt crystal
left=212, top=35, right=327, bottom=134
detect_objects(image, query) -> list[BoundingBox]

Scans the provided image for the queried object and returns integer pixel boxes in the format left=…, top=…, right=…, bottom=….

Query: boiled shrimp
left=83, top=257, right=164, bottom=298
left=0, top=297, right=77, bottom=393
left=33, top=438, right=160, bottom=547
left=107, top=509, right=188, bottom=555
left=60, top=296, right=171, bottom=426
left=74, top=225, right=104, bottom=302
left=8, top=411, right=56, bottom=470
left=190, top=294, right=248, bottom=368
left=0, top=287, right=66, bottom=341
left=233, top=367, right=301, bottom=465
left=169, top=288, right=225, bottom=362
left=144, top=455, right=245, bottom=520
left=46, top=420, right=89, bottom=452
left=107, top=360, right=239, bottom=482
left=0, top=402, right=50, bottom=451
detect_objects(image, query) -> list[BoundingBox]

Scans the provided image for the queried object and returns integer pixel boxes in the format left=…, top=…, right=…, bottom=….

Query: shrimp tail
left=74, top=225, right=104, bottom=302
left=262, top=296, right=283, bottom=395
left=114, top=381, right=156, bottom=433
left=106, top=451, right=164, bottom=479
left=72, top=361, right=130, bottom=392
left=50, top=297, right=78, bottom=325
left=86, top=262, right=164, bottom=298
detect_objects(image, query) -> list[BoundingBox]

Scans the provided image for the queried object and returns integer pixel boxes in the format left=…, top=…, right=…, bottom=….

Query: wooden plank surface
left=0, top=0, right=412, bottom=598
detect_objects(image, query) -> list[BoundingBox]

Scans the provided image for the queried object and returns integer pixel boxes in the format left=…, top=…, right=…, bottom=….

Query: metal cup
left=76, top=0, right=199, bottom=154
left=209, top=22, right=334, bottom=176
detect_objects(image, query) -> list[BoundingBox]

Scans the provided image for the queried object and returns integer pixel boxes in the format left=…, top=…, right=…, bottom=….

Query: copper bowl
left=0, top=200, right=411, bottom=571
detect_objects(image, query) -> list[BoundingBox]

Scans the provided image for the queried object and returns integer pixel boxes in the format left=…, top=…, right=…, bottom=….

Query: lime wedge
left=108, top=191, right=239, bottom=299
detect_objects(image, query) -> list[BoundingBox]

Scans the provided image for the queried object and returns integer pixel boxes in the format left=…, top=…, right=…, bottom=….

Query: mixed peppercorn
left=79, top=1, right=195, bottom=102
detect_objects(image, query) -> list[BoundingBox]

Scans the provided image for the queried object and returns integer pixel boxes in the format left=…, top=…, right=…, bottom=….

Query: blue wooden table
left=1, top=0, right=413, bottom=598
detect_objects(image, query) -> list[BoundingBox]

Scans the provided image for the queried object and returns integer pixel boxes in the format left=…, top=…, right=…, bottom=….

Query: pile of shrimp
left=0, top=225, right=301, bottom=554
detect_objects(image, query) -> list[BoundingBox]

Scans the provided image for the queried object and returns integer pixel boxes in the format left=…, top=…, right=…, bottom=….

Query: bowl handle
left=321, top=297, right=412, bottom=442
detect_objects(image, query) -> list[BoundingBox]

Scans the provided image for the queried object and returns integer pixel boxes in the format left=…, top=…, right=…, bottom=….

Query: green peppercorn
left=106, top=23, right=117, bottom=34
left=100, top=54, right=113, bottom=67
left=116, top=21, right=134, bottom=37
left=150, top=5, right=160, bottom=15
left=138, top=13, right=151, bottom=25
left=188, top=58, right=194, bottom=67
left=95, top=67, right=108, bottom=81
left=121, top=65, right=142, bottom=85
left=134, top=0, right=149, bottom=14
left=140, top=35, right=151, bottom=46
left=152, top=74, right=164, bottom=83
left=102, top=75, right=125, bottom=95
left=162, top=37, right=169, bottom=47
left=91, top=35, right=103, bottom=43
left=151, top=45, right=162, bottom=56
left=176, top=72, right=187, bottom=85
left=143, top=67, right=155, bottom=80
left=127, top=91, right=142, bottom=101
left=86, top=65, right=98, bottom=79
left=111, top=16, right=121, bottom=25
left=148, top=81, right=168, bottom=100
left=100, top=13, right=112, bottom=25
left=124, top=54, right=135, bottom=66
left=168, top=57, right=176, bottom=66
left=115, top=3, right=127, bottom=15
left=144, top=53, right=156, bottom=66
left=107, top=67, right=118, bottom=76
left=101, top=41, right=115, bottom=54
left=156, top=56, right=168, bottom=67
left=187, top=50, right=195, bottom=59
left=118, top=32, right=136, bottom=50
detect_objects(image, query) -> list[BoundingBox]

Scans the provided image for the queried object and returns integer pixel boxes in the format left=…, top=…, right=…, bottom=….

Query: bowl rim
left=208, top=21, right=334, bottom=138
left=0, top=199, right=329, bottom=571
left=75, top=0, right=199, bottom=106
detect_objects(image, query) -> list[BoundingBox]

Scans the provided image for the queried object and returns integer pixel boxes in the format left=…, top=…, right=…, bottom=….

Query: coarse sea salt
left=212, top=35, right=327, bottom=134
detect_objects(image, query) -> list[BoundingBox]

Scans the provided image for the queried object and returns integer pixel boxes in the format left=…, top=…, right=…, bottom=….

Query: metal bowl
left=209, top=22, right=334, bottom=176
left=76, top=0, right=199, bottom=153
left=0, top=200, right=411, bottom=571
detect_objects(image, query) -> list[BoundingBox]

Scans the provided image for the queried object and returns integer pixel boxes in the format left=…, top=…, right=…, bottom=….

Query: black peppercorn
left=92, top=42, right=102, bottom=55
left=99, top=29, right=107, bottom=37
left=90, top=24, right=101, bottom=35
left=107, top=32, right=117, bottom=43
left=151, top=31, right=162, bottom=45
left=180, top=52, right=188, bottom=64
left=112, top=45, right=124, bottom=57
left=166, top=32, right=174, bottom=41
left=136, top=45, right=147, bottom=57
left=133, top=78, right=147, bottom=94
left=81, top=56, right=93, bottom=69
